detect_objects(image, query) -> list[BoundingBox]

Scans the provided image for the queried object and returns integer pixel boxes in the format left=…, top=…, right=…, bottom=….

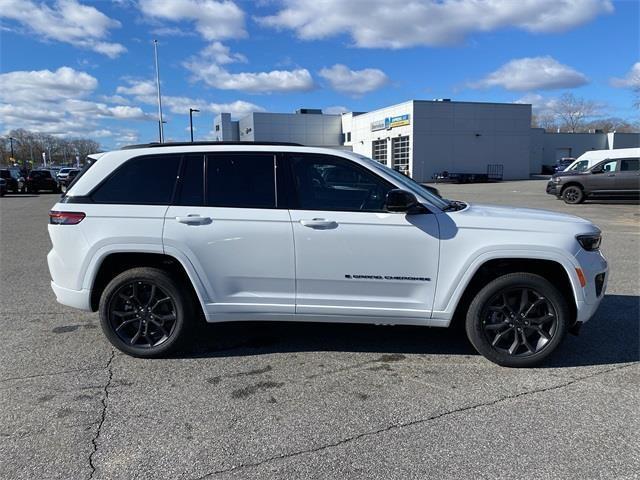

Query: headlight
left=553, top=176, right=562, bottom=183
left=577, top=233, right=601, bottom=251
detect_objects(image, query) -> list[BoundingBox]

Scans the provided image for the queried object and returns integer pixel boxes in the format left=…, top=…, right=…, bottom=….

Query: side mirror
left=385, top=189, right=425, bottom=213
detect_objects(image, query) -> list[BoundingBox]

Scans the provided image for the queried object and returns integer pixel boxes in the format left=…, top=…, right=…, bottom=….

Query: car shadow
left=584, top=197, right=640, bottom=205
left=181, top=294, right=639, bottom=368
left=0, top=194, right=41, bottom=198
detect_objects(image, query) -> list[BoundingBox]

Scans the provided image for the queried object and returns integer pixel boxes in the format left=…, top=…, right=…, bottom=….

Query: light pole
left=189, top=108, right=199, bottom=143
left=9, top=137, right=15, bottom=160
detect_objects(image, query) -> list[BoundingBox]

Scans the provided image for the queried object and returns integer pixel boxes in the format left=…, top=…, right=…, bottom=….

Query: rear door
left=163, top=152, right=295, bottom=317
left=285, top=152, right=440, bottom=320
left=615, top=158, right=640, bottom=192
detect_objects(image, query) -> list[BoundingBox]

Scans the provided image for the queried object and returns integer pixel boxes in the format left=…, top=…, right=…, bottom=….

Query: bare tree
left=634, top=86, right=640, bottom=110
left=552, top=93, right=598, bottom=133
left=531, top=112, right=559, bottom=132
left=585, top=117, right=638, bottom=133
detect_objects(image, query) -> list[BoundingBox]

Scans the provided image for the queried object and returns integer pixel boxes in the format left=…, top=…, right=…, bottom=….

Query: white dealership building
left=214, top=100, right=639, bottom=182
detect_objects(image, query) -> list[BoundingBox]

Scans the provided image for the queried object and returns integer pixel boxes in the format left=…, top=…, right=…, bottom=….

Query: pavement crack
left=87, top=350, right=115, bottom=480
left=194, top=362, right=637, bottom=478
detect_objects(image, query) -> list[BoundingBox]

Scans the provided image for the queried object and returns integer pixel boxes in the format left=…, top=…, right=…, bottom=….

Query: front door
left=285, top=153, right=439, bottom=320
left=589, top=159, right=618, bottom=193
left=163, top=153, right=295, bottom=317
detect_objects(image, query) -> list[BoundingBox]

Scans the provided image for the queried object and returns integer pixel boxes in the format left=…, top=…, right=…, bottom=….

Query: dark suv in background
left=547, top=157, right=640, bottom=204
left=0, top=168, right=25, bottom=193
left=25, top=169, right=60, bottom=193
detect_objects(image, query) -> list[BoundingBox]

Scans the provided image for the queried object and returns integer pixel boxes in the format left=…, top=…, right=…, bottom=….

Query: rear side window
left=176, top=154, right=204, bottom=206
left=92, top=154, right=180, bottom=204
left=206, top=153, right=276, bottom=208
left=620, top=158, right=639, bottom=171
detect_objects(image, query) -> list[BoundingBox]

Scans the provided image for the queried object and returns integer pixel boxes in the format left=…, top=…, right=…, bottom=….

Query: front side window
left=289, top=154, right=393, bottom=212
left=598, top=160, right=617, bottom=173
left=206, top=153, right=276, bottom=208
left=620, top=158, right=639, bottom=171
left=92, top=154, right=180, bottom=204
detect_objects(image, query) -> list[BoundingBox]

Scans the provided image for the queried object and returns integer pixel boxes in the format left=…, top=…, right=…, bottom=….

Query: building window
left=372, top=139, right=387, bottom=165
left=346, top=132, right=351, bottom=142
left=392, top=136, right=410, bottom=176
left=215, top=124, right=220, bottom=131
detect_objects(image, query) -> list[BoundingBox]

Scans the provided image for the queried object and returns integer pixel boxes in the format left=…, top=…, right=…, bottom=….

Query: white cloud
left=0, top=0, right=126, bottom=57
left=470, top=56, right=589, bottom=91
left=184, top=62, right=315, bottom=93
left=258, top=0, right=613, bottom=48
left=319, top=64, right=388, bottom=96
left=514, top=93, right=559, bottom=113
left=138, top=0, right=246, bottom=40
left=0, top=67, right=152, bottom=137
left=323, top=106, right=349, bottom=115
left=610, top=62, right=640, bottom=88
left=200, top=42, right=247, bottom=64
left=115, top=79, right=265, bottom=117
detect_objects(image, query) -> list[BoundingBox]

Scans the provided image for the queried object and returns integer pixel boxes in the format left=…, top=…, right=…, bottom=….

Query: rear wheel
left=99, top=267, right=194, bottom=357
left=562, top=185, right=584, bottom=204
left=465, top=273, right=569, bottom=367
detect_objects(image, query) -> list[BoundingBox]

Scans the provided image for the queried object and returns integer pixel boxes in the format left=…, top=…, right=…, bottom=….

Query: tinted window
left=0, top=170, right=9, bottom=179
left=599, top=160, right=617, bottom=173
left=176, top=154, right=204, bottom=206
left=206, top=153, right=275, bottom=208
left=92, top=155, right=180, bottom=204
left=31, top=170, right=52, bottom=179
left=289, top=154, right=393, bottom=211
left=620, top=158, right=639, bottom=172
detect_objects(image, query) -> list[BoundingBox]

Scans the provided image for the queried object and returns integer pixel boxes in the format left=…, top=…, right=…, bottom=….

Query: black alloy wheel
left=480, top=287, right=558, bottom=357
left=108, top=280, right=177, bottom=348
left=466, top=273, right=569, bottom=367
left=99, top=267, right=194, bottom=357
left=562, top=185, right=584, bottom=204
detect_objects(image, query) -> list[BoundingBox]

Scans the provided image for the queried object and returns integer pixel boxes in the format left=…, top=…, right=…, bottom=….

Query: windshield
left=566, top=160, right=589, bottom=172
left=352, top=153, right=450, bottom=210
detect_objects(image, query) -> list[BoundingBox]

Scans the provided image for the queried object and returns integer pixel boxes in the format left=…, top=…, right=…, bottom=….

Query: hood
left=448, top=203, right=595, bottom=233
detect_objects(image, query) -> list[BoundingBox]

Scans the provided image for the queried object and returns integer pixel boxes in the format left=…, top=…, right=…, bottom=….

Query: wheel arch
left=447, top=257, right=579, bottom=330
left=89, top=251, right=206, bottom=317
left=560, top=181, right=586, bottom=194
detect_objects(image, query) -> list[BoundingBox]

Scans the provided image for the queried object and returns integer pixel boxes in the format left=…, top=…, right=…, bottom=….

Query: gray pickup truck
left=546, top=157, right=640, bottom=204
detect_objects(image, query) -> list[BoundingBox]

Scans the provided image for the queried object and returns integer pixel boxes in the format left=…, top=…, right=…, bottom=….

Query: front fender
left=432, top=247, right=583, bottom=322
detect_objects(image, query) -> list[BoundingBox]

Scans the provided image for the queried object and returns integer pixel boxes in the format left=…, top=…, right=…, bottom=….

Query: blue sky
left=1, top=0, right=638, bottom=148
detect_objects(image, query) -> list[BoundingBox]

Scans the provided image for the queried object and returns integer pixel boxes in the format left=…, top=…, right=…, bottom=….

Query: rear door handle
left=176, top=215, right=211, bottom=225
left=300, top=218, right=338, bottom=229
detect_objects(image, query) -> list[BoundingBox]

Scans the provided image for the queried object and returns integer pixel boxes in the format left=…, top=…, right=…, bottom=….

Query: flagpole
left=153, top=39, right=164, bottom=143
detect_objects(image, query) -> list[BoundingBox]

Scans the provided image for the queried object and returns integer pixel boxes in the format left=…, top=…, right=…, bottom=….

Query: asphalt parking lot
left=1, top=180, right=638, bottom=480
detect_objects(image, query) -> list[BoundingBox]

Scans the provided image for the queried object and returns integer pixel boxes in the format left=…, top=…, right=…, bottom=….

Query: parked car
left=547, top=156, right=640, bottom=204
left=48, top=142, right=608, bottom=367
left=25, top=169, right=60, bottom=193
left=56, top=167, right=76, bottom=182
left=0, top=178, right=6, bottom=196
left=554, top=158, right=574, bottom=173
left=0, top=168, right=24, bottom=193
left=58, top=169, right=80, bottom=192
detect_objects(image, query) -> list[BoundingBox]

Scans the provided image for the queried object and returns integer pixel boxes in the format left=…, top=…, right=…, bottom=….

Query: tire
left=99, top=267, right=195, bottom=357
left=465, top=273, right=569, bottom=367
left=562, top=185, right=584, bottom=204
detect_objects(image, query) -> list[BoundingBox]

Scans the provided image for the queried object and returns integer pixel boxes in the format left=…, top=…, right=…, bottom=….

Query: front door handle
left=300, top=218, right=338, bottom=229
left=176, top=215, right=211, bottom=225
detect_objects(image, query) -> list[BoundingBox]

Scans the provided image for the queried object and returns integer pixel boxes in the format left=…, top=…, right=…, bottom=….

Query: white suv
left=48, top=142, right=608, bottom=367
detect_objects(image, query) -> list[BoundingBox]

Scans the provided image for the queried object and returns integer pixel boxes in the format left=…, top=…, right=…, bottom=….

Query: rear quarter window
left=92, top=154, right=181, bottom=205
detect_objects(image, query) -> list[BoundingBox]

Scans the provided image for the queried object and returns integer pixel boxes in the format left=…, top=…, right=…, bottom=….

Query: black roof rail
left=121, top=141, right=304, bottom=150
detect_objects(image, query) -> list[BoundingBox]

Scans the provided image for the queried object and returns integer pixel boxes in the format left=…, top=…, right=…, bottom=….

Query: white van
left=564, top=147, right=640, bottom=172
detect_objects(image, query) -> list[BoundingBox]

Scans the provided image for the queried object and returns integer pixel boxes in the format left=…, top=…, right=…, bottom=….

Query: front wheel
left=562, top=185, right=584, bottom=204
left=99, top=267, right=194, bottom=357
left=465, top=273, right=569, bottom=367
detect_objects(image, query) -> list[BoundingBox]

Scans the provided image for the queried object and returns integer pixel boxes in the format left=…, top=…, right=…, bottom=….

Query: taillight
left=49, top=211, right=85, bottom=225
